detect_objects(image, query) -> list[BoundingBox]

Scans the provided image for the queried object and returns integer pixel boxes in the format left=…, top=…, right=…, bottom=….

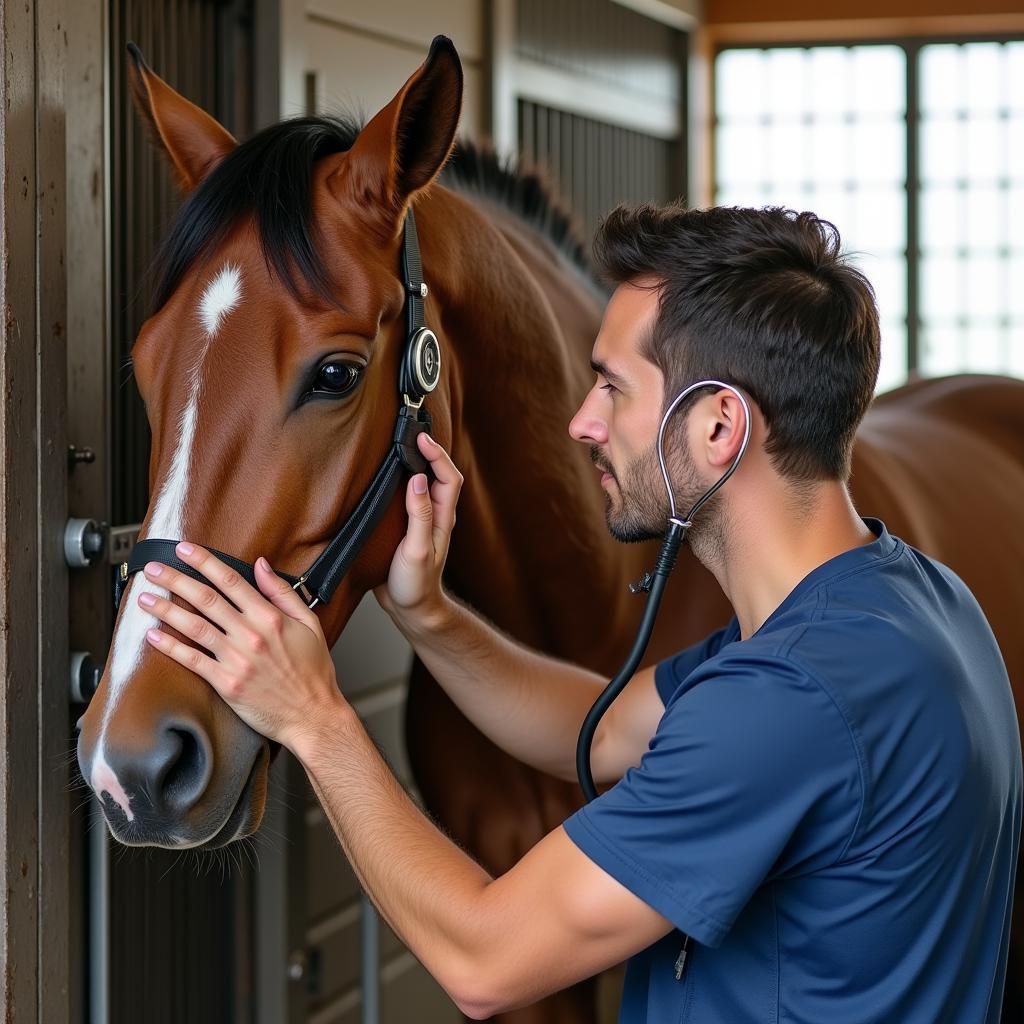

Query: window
left=919, top=42, right=1024, bottom=378
left=714, top=39, right=1024, bottom=392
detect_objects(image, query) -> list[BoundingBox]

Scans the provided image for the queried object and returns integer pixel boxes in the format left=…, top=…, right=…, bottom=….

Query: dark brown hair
left=593, top=203, right=880, bottom=482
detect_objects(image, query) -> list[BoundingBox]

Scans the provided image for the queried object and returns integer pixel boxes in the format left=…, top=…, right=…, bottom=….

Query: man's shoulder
left=658, top=643, right=858, bottom=758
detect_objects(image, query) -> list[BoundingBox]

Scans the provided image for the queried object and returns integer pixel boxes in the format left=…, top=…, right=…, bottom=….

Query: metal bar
left=489, top=0, right=518, bottom=158
left=255, top=757, right=291, bottom=1024
left=360, top=893, right=380, bottom=1024
left=89, top=801, right=110, bottom=1024
left=906, top=41, right=921, bottom=375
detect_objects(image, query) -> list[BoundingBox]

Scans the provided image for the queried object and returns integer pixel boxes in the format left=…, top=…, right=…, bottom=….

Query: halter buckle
left=402, top=393, right=424, bottom=411
left=291, top=575, right=320, bottom=610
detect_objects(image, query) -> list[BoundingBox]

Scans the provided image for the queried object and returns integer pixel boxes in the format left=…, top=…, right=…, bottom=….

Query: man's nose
left=568, top=395, right=607, bottom=445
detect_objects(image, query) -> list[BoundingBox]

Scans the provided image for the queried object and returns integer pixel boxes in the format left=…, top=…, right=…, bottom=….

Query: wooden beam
left=705, top=13, right=1024, bottom=46
left=707, top=0, right=1024, bottom=23
left=514, top=56, right=682, bottom=140
left=36, top=0, right=71, bottom=1020
left=0, top=0, right=42, bottom=1018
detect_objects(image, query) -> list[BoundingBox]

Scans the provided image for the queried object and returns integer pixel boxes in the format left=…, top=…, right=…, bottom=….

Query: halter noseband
left=114, top=208, right=441, bottom=612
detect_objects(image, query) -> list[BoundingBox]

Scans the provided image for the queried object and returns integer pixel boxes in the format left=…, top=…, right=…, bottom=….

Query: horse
left=75, top=36, right=1024, bottom=1023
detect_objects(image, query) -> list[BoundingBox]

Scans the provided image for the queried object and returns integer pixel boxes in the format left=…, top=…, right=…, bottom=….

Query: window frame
left=710, top=31, right=1024, bottom=380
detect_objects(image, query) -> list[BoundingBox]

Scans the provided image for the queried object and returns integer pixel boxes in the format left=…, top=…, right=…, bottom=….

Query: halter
left=114, top=209, right=441, bottom=612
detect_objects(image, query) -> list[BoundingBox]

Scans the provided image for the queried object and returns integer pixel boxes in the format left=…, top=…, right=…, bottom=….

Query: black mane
left=152, top=115, right=591, bottom=312
left=442, top=142, right=590, bottom=272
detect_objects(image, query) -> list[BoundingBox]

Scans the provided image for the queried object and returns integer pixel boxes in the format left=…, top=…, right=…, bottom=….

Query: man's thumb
left=255, top=556, right=319, bottom=624
left=402, top=474, right=433, bottom=560
left=409, top=474, right=432, bottom=518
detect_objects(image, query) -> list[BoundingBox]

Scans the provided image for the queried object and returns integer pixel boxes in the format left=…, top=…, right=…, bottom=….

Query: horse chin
left=101, top=741, right=271, bottom=850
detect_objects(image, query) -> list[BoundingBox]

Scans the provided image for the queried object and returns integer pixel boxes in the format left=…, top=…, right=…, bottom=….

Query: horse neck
left=415, top=189, right=648, bottom=666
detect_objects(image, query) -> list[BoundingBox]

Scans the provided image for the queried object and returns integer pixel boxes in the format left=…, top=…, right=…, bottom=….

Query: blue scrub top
left=563, top=518, right=1021, bottom=1023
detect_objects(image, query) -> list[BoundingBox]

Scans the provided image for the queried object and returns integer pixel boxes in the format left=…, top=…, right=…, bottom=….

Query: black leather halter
left=114, top=209, right=441, bottom=612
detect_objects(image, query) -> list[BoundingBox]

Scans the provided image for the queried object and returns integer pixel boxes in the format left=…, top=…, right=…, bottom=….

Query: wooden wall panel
left=0, top=0, right=72, bottom=1018
left=304, top=18, right=485, bottom=139
left=0, top=0, right=43, bottom=1017
left=37, top=0, right=72, bottom=1018
left=307, top=0, right=484, bottom=61
left=707, top=0, right=1024, bottom=23
left=519, top=0, right=682, bottom=102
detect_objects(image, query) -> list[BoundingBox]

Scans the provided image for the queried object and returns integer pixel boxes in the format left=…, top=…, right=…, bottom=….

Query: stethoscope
left=575, top=379, right=752, bottom=803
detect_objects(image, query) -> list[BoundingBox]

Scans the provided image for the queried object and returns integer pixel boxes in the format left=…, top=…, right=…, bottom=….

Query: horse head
left=77, top=37, right=464, bottom=848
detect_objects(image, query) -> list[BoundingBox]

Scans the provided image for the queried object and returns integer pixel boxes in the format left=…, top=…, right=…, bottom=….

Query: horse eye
left=311, top=362, right=362, bottom=398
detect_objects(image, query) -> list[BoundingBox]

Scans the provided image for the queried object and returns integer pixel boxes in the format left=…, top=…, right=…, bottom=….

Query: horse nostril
left=162, top=725, right=210, bottom=810
left=142, top=720, right=213, bottom=816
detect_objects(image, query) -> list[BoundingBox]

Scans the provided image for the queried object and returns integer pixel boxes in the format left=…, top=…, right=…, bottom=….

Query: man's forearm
left=391, top=593, right=605, bottom=781
left=292, top=695, right=496, bottom=1014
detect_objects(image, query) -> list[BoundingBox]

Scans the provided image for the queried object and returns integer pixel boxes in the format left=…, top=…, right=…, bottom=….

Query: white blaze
left=199, top=263, right=242, bottom=336
left=93, top=264, right=242, bottom=814
left=91, top=746, right=135, bottom=821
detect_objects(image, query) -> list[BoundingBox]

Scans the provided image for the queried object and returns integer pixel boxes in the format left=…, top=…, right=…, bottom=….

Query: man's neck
left=699, top=481, right=876, bottom=641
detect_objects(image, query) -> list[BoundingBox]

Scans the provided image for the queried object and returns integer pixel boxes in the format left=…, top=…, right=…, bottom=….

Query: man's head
left=569, top=203, right=881, bottom=548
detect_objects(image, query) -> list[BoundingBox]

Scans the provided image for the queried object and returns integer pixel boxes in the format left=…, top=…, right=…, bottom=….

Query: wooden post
left=36, top=0, right=71, bottom=1019
left=0, top=0, right=44, bottom=1016
left=0, top=0, right=71, bottom=1019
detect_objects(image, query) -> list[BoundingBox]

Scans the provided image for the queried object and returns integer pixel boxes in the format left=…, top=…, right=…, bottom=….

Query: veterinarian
left=142, top=203, right=1021, bottom=1022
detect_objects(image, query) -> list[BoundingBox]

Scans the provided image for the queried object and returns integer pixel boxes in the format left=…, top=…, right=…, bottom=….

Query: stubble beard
left=592, top=438, right=726, bottom=560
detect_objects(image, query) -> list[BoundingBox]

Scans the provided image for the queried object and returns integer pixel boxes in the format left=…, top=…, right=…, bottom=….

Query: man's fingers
left=137, top=589, right=226, bottom=656
left=416, top=433, right=462, bottom=536
left=145, top=627, right=229, bottom=692
left=143, top=557, right=246, bottom=631
left=254, top=557, right=323, bottom=633
left=173, top=542, right=263, bottom=614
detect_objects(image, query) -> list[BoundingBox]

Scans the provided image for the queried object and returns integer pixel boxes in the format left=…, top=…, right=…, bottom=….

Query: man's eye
left=307, top=362, right=363, bottom=400
left=600, top=382, right=617, bottom=394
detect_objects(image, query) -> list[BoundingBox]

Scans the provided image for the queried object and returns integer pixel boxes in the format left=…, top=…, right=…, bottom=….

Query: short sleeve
left=653, top=618, right=739, bottom=705
left=563, top=654, right=863, bottom=947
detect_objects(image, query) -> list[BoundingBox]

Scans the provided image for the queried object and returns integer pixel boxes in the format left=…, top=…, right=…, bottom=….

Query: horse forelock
left=152, top=115, right=365, bottom=313
left=151, top=114, right=597, bottom=319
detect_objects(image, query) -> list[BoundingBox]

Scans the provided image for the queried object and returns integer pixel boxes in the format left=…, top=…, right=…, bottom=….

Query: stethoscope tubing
left=576, top=381, right=751, bottom=803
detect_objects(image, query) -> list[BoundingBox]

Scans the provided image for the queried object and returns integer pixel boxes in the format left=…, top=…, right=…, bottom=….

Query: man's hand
left=138, top=543, right=344, bottom=751
left=374, top=431, right=463, bottom=627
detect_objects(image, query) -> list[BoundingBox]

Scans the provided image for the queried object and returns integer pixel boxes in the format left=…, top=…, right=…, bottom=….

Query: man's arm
left=393, top=591, right=665, bottom=784
left=293, top=695, right=675, bottom=1019
left=376, top=431, right=665, bottom=783
left=134, top=544, right=678, bottom=1018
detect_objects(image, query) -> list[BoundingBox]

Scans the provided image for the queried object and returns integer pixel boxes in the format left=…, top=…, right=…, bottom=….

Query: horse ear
left=126, top=42, right=236, bottom=192
left=340, top=35, right=463, bottom=219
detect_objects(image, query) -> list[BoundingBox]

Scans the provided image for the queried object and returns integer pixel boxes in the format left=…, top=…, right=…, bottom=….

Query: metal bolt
left=67, top=444, right=96, bottom=469
left=287, top=950, right=307, bottom=982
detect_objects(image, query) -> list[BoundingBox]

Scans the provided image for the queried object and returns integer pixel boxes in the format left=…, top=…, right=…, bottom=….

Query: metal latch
left=107, top=523, right=142, bottom=565
left=63, top=520, right=142, bottom=569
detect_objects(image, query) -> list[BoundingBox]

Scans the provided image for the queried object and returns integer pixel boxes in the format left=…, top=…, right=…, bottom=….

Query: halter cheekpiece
left=114, top=209, right=440, bottom=612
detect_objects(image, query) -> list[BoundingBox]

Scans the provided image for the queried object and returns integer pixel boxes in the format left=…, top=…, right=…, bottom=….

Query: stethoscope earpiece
left=656, top=379, right=752, bottom=526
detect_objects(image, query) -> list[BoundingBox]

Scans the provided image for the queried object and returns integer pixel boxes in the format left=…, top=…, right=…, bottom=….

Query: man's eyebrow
left=590, top=359, right=630, bottom=388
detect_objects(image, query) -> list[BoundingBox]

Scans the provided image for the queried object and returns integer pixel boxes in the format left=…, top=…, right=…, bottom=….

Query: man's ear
left=126, top=42, right=237, bottom=192
left=332, top=35, right=463, bottom=228
left=706, top=387, right=752, bottom=467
